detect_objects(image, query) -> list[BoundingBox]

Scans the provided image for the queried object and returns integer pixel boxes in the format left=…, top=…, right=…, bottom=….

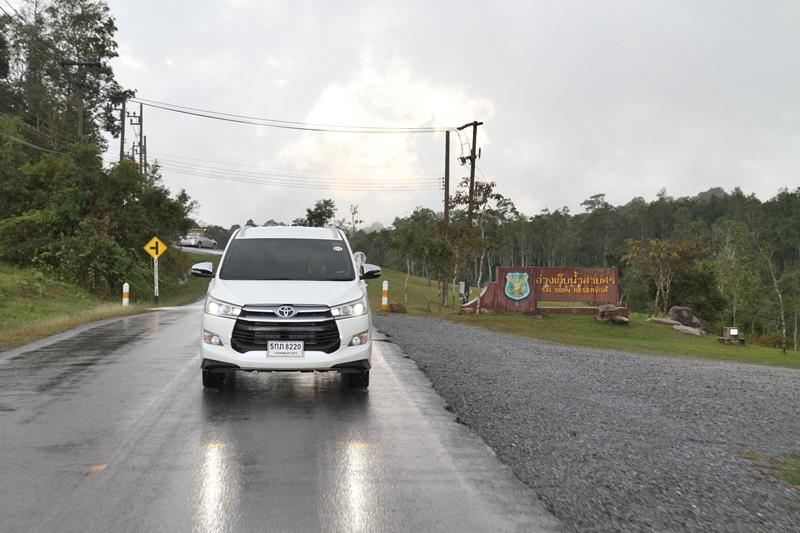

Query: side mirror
left=360, top=263, right=381, bottom=280
left=191, top=262, right=214, bottom=278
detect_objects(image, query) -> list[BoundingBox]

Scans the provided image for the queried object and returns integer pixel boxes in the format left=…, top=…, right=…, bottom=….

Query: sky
left=89, top=0, right=800, bottom=227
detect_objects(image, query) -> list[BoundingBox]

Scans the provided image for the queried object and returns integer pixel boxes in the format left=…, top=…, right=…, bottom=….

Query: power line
left=0, top=94, right=78, bottom=148
left=152, top=160, right=441, bottom=187
left=1, top=1, right=62, bottom=64
left=145, top=150, right=442, bottom=176
left=131, top=97, right=455, bottom=134
left=0, top=130, right=65, bottom=153
left=151, top=154, right=438, bottom=182
left=149, top=165, right=442, bottom=192
left=99, top=152, right=442, bottom=190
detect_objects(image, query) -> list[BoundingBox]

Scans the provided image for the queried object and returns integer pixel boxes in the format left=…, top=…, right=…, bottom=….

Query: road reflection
left=196, top=372, right=371, bottom=531
left=343, top=438, right=372, bottom=532
left=193, top=440, right=240, bottom=533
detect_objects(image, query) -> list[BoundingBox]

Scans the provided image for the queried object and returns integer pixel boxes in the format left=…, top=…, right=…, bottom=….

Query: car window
left=219, top=238, right=355, bottom=281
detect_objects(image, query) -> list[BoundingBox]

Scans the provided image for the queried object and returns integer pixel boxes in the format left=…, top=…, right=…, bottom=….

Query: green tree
left=294, top=198, right=336, bottom=227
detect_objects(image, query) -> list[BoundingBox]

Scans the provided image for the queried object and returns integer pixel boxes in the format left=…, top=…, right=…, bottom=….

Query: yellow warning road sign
left=144, top=236, right=168, bottom=259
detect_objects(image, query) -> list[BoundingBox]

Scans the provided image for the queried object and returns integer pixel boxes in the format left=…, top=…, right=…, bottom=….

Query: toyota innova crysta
left=191, top=226, right=381, bottom=389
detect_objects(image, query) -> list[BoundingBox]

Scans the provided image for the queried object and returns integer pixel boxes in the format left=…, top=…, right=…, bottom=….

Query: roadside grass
left=0, top=251, right=219, bottom=351
left=739, top=451, right=800, bottom=489
left=367, top=267, right=800, bottom=369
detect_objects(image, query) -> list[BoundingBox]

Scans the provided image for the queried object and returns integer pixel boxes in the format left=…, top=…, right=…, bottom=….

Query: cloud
left=275, top=51, right=493, bottom=217
left=116, top=44, right=147, bottom=72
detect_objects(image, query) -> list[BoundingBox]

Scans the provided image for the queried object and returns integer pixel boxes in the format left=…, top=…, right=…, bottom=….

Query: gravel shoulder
left=375, top=314, right=800, bottom=532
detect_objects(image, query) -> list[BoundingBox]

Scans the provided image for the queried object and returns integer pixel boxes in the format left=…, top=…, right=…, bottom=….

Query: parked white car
left=180, top=232, right=217, bottom=249
left=191, top=225, right=381, bottom=389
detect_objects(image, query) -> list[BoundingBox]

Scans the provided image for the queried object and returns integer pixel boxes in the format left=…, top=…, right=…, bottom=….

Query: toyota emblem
left=277, top=305, right=296, bottom=318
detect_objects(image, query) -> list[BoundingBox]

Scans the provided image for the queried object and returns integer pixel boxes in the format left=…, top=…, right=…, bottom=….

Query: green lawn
left=367, top=268, right=800, bottom=369
left=0, top=251, right=218, bottom=351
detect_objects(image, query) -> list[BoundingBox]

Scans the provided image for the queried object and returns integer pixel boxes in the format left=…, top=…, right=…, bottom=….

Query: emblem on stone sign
left=504, top=272, right=531, bottom=301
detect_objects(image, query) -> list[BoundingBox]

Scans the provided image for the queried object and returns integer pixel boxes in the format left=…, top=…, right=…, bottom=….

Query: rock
left=668, top=306, right=703, bottom=328
left=647, top=317, right=683, bottom=326
left=597, top=304, right=623, bottom=322
left=672, top=324, right=705, bottom=336
left=457, top=307, right=475, bottom=315
left=389, top=301, right=407, bottom=313
left=610, top=315, right=629, bottom=325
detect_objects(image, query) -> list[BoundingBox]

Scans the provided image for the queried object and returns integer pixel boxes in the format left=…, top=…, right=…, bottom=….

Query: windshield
left=219, top=238, right=355, bottom=281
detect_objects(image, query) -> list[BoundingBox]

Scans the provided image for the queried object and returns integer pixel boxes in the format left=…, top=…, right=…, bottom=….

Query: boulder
left=672, top=324, right=705, bottom=336
left=389, top=301, right=407, bottom=313
left=597, top=304, right=627, bottom=324
left=668, top=306, right=703, bottom=328
left=647, top=317, right=683, bottom=326
left=597, top=303, right=618, bottom=320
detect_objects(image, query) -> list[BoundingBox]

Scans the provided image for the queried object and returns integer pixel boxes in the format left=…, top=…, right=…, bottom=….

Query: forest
left=0, top=1, right=195, bottom=294
left=358, top=183, right=800, bottom=352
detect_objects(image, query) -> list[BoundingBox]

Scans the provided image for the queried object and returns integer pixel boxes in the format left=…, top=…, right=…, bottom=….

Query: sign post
left=144, top=236, right=168, bottom=305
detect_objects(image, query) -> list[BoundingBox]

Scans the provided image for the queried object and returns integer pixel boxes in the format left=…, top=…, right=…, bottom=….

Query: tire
left=198, top=241, right=204, bottom=249
left=202, top=370, right=225, bottom=389
left=212, top=242, right=217, bottom=249
left=345, top=370, right=369, bottom=389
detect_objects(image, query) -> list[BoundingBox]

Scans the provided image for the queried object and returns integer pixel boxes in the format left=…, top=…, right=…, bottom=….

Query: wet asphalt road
left=0, top=306, right=559, bottom=533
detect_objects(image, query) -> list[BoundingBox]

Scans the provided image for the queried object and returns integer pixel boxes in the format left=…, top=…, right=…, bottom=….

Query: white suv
left=191, top=226, right=381, bottom=389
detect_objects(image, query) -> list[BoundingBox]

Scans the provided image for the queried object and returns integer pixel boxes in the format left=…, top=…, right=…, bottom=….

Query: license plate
left=267, top=340, right=304, bottom=357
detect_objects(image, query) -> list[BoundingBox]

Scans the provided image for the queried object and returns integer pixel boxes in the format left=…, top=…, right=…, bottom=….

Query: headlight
left=331, top=296, right=367, bottom=319
left=205, top=296, right=241, bottom=318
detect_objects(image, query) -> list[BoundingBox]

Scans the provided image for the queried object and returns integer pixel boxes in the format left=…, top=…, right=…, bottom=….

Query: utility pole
left=443, top=130, right=450, bottom=225
left=441, top=130, right=451, bottom=307
left=455, top=120, right=483, bottom=302
left=138, top=102, right=144, bottom=173
left=143, top=135, right=148, bottom=174
left=456, top=121, right=483, bottom=224
left=119, top=98, right=126, bottom=162
left=127, top=107, right=140, bottom=166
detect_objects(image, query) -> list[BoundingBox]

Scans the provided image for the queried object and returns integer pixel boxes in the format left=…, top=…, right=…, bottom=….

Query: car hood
left=209, top=278, right=364, bottom=307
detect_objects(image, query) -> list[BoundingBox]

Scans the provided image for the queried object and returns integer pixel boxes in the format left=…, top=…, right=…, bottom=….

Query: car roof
left=234, top=226, right=343, bottom=240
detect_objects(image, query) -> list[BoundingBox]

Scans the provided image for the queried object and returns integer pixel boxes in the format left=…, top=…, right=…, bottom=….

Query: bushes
left=0, top=209, right=58, bottom=264
left=0, top=148, right=194, bottom=297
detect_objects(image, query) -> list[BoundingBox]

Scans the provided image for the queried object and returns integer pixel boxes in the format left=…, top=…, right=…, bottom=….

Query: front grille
left=231, top=305, right=341, bottom=353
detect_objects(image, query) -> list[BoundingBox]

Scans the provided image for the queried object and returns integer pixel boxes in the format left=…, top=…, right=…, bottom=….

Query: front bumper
left=200, top=312, right=372, bottom=371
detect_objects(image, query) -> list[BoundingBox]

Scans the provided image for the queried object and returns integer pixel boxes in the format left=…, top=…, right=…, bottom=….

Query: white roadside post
left=122, top=282, right=129, bottom=306
left=381, top=280, right=389, bottom=312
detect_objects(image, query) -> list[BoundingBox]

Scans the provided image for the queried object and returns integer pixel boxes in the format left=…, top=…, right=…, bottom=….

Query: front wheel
left=202, top=370, right=225, bottom=389
left=345, top=370, right=369, bottom=389
left=212, top=242, right=217, bottom=249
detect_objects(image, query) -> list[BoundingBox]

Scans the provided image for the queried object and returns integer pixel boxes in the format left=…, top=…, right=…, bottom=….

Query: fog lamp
left=350, top=331, right=369, bottom=346
left=203, top=330, right=224, bottom=346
